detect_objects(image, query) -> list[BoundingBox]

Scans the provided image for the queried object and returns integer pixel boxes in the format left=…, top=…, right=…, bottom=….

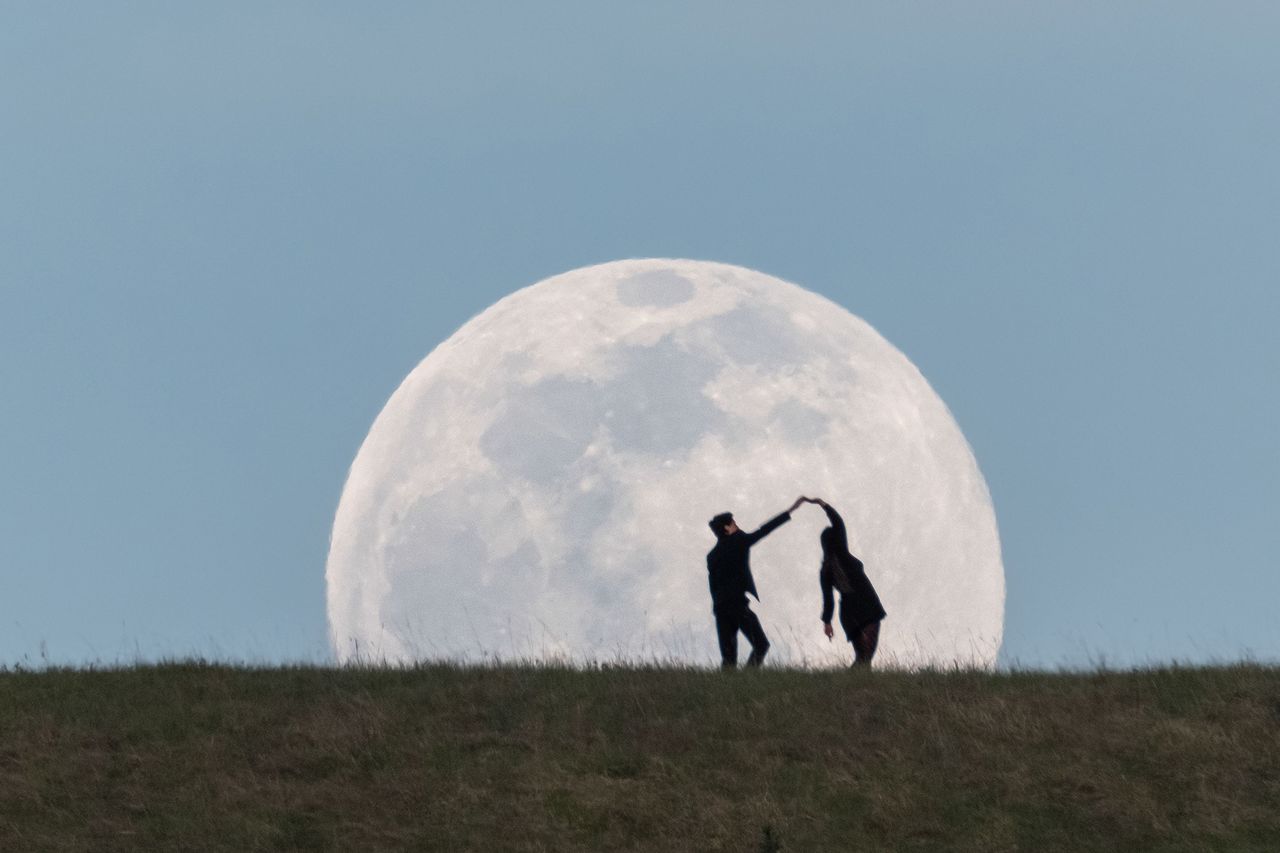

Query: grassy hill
left=2, top=662, right=1277, bottom=852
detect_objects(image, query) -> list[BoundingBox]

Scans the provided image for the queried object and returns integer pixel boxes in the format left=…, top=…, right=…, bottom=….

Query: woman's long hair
left=820, top=526, right=852, bottom=594
left=819, top=526, right=839, bottom=561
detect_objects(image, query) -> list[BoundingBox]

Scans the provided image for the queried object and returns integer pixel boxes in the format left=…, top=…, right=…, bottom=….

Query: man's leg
left=741, top=606, right=770, bottom=667
left=714, top=607, right=739, bottom=669
left=852, top=620, right=881, bottom=666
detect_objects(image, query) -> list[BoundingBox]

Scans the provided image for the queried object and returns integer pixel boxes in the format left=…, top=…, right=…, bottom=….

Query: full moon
left=327, top=260, right=1004, bottom=668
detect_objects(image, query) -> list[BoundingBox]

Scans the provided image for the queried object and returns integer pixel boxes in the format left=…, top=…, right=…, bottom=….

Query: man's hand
left=823, top=621, right=834, bottom=641
left=787, top=496, right=808, bottom=513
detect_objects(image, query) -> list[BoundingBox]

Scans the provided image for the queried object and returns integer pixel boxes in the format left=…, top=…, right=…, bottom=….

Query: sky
left=3, top=4, right=1277, bottom=668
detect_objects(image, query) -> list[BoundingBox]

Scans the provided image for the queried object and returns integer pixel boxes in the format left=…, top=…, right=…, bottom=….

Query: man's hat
left=709, top=512, right=735, bottom=536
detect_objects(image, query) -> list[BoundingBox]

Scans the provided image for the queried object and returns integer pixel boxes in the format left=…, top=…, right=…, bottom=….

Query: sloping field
left=2, top=663, right=1277, bottom=851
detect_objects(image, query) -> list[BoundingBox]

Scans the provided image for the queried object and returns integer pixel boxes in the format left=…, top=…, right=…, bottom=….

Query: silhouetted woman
left=808, top=497, right=886, bottom=666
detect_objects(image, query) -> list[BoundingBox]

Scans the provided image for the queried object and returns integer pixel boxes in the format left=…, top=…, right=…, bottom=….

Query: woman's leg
left=851, top=620, right=881, bottom=666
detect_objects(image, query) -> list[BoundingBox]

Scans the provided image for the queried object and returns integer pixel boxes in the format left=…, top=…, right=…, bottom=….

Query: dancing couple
left=706, top=496, right=886, bottom=669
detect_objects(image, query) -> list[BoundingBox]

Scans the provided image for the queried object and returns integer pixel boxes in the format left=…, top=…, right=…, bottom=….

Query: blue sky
left=3, top=4, right=1276, bottom=667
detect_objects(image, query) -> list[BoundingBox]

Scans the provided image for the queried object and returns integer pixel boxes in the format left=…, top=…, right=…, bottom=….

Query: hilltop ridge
left=2, top=663, right=1277, bottom=851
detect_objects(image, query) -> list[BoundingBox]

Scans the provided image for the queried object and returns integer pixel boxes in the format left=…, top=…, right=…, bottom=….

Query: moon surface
left=327, top=260, right=1004, bottom=668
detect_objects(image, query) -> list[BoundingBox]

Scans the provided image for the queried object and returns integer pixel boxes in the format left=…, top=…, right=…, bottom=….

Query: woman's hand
left=823, top=621, right=834, bottom=641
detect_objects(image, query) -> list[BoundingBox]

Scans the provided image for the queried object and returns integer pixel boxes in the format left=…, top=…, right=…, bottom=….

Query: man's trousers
left=713, top=599, right=770, bottom=668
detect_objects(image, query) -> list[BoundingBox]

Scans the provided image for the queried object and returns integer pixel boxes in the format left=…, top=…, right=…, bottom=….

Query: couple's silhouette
left=706, top=497, right=886, bottom=668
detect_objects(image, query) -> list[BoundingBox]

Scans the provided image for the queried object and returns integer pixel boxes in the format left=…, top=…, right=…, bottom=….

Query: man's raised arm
left=745, top=496, right=807, bottom=545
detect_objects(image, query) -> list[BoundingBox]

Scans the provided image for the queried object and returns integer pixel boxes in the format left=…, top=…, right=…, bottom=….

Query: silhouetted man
left=706, top=497, right=805, bottom=668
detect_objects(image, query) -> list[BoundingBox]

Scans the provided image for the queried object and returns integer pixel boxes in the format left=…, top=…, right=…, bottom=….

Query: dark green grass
left=2, top=662, right=1278, bottom=852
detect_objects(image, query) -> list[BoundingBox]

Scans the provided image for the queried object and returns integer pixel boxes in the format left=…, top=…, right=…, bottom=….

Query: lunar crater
left=617, top=269, right=696, bottom=308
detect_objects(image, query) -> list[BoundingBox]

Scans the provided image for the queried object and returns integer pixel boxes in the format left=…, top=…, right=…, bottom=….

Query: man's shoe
left=746, top=645, right=769, bottom=667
